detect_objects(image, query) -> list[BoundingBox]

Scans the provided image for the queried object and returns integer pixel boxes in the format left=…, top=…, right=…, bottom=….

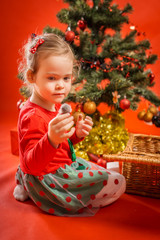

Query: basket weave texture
left=103, top=133, right=160, bottom=198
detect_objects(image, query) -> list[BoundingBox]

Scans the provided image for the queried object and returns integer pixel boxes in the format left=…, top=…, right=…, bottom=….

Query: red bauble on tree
left=119, top=98, right=130, bottom=110
left=149, top=73, right=155, bottom=84
left=77, top=19, right=87, bottom=30
left=65, top=30, right=75, bottom=42
left=86, top=0, right=93, bottom=8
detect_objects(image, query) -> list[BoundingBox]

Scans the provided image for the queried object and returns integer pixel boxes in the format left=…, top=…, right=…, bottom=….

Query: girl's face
left=32, top=54, right=73, bottom=110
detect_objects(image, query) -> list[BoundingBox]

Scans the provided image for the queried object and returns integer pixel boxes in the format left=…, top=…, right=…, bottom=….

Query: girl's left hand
left=76, top=115, right=93, bottom=139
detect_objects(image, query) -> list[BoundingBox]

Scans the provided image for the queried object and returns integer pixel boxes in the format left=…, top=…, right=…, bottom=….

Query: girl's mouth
left=53, top=93, right=65, bottom=96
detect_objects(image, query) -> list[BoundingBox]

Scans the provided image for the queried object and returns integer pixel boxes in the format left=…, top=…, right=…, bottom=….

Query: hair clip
left=30, top=38, right=44, bottom=54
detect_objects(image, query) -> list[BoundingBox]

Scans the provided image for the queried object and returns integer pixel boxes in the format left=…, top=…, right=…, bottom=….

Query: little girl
left=13, top=33, right=126, bottom=216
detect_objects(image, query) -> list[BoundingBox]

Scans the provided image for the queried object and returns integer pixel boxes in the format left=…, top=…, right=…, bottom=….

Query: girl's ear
left=26, top=70, right=35, bottom=83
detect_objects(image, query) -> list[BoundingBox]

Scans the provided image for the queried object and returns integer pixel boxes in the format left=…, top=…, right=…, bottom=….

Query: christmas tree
left=19, top=0, right=160, bottom=158
left=43, top=0, right=160, bottom=111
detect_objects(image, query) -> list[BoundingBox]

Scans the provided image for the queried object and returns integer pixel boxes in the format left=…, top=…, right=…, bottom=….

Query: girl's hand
left=76, top=115, right=93, bottom=139
left=48, top=113, right=75, bottom=148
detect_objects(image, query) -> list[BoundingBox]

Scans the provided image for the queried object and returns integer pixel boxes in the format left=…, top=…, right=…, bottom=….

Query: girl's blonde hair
left=19, top=33, right=79, bottom=88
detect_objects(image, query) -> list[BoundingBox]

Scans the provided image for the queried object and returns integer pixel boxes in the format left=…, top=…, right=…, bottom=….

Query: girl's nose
left=55, top=82, right=64, bottom=90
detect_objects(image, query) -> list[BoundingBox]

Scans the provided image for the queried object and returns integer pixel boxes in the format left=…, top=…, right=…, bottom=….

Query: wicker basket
left=103, top=133, right=160, bottom=198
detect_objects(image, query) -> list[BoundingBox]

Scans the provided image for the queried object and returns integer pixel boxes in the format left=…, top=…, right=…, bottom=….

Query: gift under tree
left=19, top=0, right=160, bottom=159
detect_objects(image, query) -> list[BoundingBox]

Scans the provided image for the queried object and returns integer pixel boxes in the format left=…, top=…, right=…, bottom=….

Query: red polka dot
left=90, top=194, right=96, bottom=200
left=29, top=181, right=33, bottom=187
left=66, top=196, right=72, bottom=202
left=39, top=191, right=45, bottom=196
left=48, top=208, right=55, bottom=214
left=36, top=201, right=42, bottom=207
left=63, top=173, right=69, bottom=179
left=106, top=171, right=111, bottom=174
left=66, top=208, right=71, bottom=211
left=103, top=180, right=107, bottom=186
left=89, top=171, right=94, bottom=177
left=77, top=194, right=82, bottom=200
left=63, top=184, right=69, bottom=188
left=87, top=204, right=92, bottom=209
left=77, top=184, right=83, bottom=188
left=38, top=176, right=44, bottom=181
left=103, top=193, right=108, bottom=198
left=86, top=167, right=89, bottom=170
left=50, top=183, right=56, bottom=188
left=78, top=208, right=84, bottom=214
left=98, top=171, right=103, bottom=175
left=114, top=179, right=119, bottom=185
left=78, top=172, right=83, bottom=178
left=90, top=182, right=95, bottom=186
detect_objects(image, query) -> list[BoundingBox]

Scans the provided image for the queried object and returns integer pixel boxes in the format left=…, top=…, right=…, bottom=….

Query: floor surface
left=0, top=119, right=160, bottom=240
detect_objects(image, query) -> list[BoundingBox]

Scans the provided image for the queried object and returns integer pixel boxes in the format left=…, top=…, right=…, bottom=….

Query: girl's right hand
left=48, top=113, right=75, bottom=148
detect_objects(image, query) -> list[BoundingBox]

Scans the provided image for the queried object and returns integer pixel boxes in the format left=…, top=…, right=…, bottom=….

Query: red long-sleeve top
left=18, top=99, right=83, bottom=176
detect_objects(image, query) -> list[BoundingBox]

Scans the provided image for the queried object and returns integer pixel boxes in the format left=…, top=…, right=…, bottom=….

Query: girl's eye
left=48, top=76, right=56, bottom=80
left=64, top=77, right=71, bottom=81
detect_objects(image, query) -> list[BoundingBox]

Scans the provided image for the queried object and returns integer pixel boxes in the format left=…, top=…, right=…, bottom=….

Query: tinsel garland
left=74, top=110, right=129, bottom=160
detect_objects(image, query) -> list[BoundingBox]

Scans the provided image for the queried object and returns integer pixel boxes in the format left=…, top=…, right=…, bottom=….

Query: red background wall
left=0, top=0, right=160, bottom=135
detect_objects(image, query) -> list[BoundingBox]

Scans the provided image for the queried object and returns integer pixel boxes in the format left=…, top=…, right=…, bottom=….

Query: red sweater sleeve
left=69, top=131, right=84, bottom=145
left=19, top=112, right=61, bottom=175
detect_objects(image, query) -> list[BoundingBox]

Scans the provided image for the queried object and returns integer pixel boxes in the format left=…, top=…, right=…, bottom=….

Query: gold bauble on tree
left=137, top=110, right=146, bottom=120
left=143, top=111, right=153, bottom=122
left=83, top=100, right=97, bottom=115
left=148, top=105, right=158, bottom=116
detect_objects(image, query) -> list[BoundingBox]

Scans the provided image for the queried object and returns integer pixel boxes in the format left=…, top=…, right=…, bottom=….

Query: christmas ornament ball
left=97, top=159, right=106, bottom=168
left=148, top=106, right=158, bottom=116
left=65, top=31, right=75, bottom=42
left=83, top=101, right=97, bottom=115
left=73, top=110, right=85, bottom=123
left=152, top=115, right=157, bottom=124
left=143, top=111, right=153, bottom=122
left=154, top=117, right=160, bottom=127
left=86, top=0, right=94, bottom=8
left=77, top=19, right=87, bottom=30
left=137, top=110, right=146, bottom=120
left=149, top=73, right=155, bottom=84
left=119, top=98, right=130, bottom=110
left=152, top=115, right=160, bottom=127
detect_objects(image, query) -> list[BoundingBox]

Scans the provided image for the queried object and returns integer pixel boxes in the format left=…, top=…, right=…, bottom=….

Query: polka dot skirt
left=15, top=158, right=126, bottom=216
